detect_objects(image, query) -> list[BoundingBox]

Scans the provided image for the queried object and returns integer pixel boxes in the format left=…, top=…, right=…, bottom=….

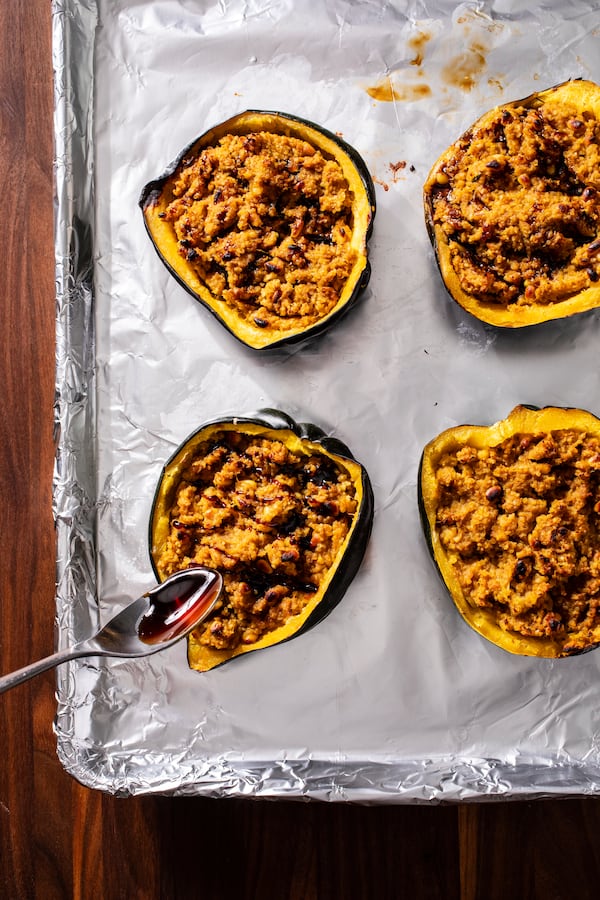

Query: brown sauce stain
left=458, top=12, right=504, bottom=34
left=366, top=80, right=432, bottom=102
left=408, top=30, right=431, bottom=66
left=389, top=160, right=406, bottom=182
left=442, top=41, right=487, bottom=91
left=372, top=176, right=389, bottom=192
left=366, top=81, right=395, bottom=103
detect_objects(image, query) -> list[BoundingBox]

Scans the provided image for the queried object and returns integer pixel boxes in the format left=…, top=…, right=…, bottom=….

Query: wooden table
left=2, top=3, right=600, bottom=897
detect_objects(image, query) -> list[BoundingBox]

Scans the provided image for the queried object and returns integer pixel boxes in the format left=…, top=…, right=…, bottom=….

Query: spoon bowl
left=0, top=567, right=222, bottom=694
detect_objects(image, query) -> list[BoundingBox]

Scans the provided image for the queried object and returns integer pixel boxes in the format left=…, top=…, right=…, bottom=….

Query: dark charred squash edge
left=140, top=111, right=376, bottom=351
left=423, top=79, right=600, bottom=327
left=418, top=404, right=600, bottom=658
left=149, top=408, right=374, bottom=671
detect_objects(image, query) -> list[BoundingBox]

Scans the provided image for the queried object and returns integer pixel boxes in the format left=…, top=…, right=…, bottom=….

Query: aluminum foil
left=53, top=0, right=600, bottom=800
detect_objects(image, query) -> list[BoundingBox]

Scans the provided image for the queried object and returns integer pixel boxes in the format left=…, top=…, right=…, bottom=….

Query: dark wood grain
left=3, top=3, right=600, bottom=899
left=0, top=2, right=73, bottom=899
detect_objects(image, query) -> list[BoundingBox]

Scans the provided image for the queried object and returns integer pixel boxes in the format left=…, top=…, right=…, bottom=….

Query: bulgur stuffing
left=155, top=431, right=358, bottom=651
left=428, top=101, right=600, bottom=307
left=434, top=429, right=600, bottom=653
left=163, top=131, right=357, bottom=331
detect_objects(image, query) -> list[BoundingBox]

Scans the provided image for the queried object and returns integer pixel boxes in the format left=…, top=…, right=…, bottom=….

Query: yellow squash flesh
left=141, top=111, right=375, bottom=350
left=150, top=415, right=373, bottom=671
left=424, top=80, right=600, bottom=327
left=419, top=405, right=600, bottom=658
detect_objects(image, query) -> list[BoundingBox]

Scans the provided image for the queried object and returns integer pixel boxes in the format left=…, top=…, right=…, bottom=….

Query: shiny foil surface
left=53, top=0, right=600, bottom=799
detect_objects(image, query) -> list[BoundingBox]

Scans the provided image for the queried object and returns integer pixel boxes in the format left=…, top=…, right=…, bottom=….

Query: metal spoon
left=0, top=567, right=223, bottom=694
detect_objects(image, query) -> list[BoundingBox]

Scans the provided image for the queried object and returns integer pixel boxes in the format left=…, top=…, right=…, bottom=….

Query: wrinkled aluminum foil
left=53, top=0, right=600, bottom=799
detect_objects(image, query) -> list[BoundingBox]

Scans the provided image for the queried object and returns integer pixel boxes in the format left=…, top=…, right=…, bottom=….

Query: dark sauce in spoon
left=139, top=569, right=222, bottom=645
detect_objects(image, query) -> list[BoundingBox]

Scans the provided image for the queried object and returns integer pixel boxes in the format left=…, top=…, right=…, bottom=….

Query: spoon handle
left=0, top=644, right=94, bottom=694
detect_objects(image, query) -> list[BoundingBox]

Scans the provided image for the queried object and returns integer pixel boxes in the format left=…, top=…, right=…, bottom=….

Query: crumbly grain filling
left=434, top=430, right=600, bottom=652
left=429, top=102, right=600, bottom=307
left=163, top=131, right=357, bottom=331
left=155, top=432, right=358, bottom=651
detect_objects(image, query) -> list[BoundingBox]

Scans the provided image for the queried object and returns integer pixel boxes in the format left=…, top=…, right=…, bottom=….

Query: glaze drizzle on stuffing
left=426, top=92, right=600, bottom=309
left=155, top=431, right=358, bottom=652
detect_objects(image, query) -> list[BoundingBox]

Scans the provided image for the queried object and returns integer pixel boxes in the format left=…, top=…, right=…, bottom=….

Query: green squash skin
left=149, top=409, right=374, bottom=671
left=418, top=405, right=600, bottom=658
left=140, top=111, right=376, bottom=352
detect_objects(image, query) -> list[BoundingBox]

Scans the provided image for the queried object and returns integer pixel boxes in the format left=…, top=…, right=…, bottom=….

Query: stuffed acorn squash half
left=150, top=409, right=374, bottom=671
left=140, top=111, right=376, bottom=350
left=424, top=79, right=600, bottom=327
left=419, top=405, right=600, bottom=657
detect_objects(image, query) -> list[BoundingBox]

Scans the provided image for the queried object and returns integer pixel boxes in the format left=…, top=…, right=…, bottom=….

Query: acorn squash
left=424, top=80, right=600, bottom=327
left=150, top=409, right=374, bottom=671
left=140, top=111, right=376, bottom=350
left=419, top=405, right=600, bottom=657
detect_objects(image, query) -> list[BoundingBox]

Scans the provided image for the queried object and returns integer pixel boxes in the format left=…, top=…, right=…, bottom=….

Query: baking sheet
left=53, top=0, right=600, bottom=800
